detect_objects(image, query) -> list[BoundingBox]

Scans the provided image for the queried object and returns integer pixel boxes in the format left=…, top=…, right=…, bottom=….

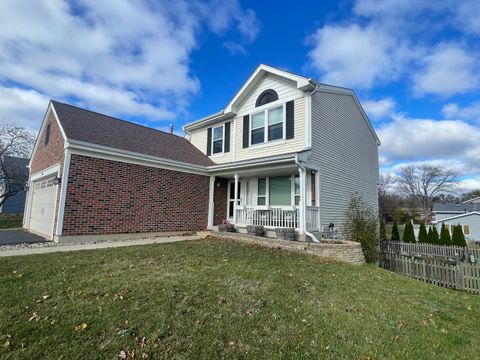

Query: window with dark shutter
left=286, top=100, right=294, bottom=139
left=224, top=122, right=231, bottom=153
left=243, top=115, right=249, bottom=148
left=206, top=127, right=212, bottom=155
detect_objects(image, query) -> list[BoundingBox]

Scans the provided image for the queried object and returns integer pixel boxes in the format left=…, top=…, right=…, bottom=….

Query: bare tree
left=377, top=172, right=396, bottom=219
left=0, top=123, right=36, bottom=207
left=398, top=164, right=458, bottom=221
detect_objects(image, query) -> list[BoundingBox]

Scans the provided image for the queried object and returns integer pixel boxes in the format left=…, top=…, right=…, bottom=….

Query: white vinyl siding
left=310, top=91, right=379, bottom=233
left=188, top=120, right=233, bottom=163
left=435, top=213, right=480, bottom=241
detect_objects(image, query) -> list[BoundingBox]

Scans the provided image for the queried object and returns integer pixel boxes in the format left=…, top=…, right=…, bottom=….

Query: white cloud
left=307, top=24, right=406, bottom=88
left=442, top=102, right=480, bottom=123
left=0, top=0, right=259, bottom=130
left=377, top=115, right=480, bottom=176
left=413, top=44, right=479, bottom=96
left=454, top=0, right=480, bottom=35
left=362, top=98, right=396, bottom=120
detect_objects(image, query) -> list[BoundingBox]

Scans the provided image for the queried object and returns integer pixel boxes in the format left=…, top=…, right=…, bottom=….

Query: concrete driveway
left=0, top=230, right=46, bottom=246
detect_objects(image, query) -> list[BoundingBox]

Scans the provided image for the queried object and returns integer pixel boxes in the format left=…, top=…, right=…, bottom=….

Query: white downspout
left=295, top=156, right=320, bottom=243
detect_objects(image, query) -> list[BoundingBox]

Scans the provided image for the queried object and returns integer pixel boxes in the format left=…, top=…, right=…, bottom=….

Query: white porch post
left=207, top=176, right=215, bottom=227
left=299, top=167, right=306, bottom=233
left=233, top=173, right=239, bottom=224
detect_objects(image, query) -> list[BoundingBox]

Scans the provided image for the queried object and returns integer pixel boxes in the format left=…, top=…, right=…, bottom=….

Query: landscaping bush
left=343, top=193, right=379, bottom=263
left=426, top=226, right=434, bottom=244
left=402, top=221, right=416, bottom=243
left=440, top=224, right=451, bottom=245
left=379, top=218, right=387, bottom=242
left=418, top=222, right=427, bottom=243
left=432, top=226, right=440, bottom=245
left=452, top=224, right=466, bottom=247
left=391, top=220, right=400, bottom=241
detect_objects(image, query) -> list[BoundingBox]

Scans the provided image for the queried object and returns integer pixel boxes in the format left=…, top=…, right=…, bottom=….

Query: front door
left=227, top=181, right=241, bottom=219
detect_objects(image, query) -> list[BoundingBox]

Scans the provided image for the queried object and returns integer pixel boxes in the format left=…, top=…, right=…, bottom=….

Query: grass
left=1, top=238, right=479, bottom=359
left=0, top=214, right=23, bottom=230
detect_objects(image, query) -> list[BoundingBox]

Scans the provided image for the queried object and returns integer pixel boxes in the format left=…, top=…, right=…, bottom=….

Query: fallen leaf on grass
left=244, top=310, right=253, bottom=317
left=28, top=313, right=39, bottom=321
left=75, top=323, right=88, bottom=332
left=3, top=340, right=10, bottom=348
left=228, top=341, right=235, bottom=347
left=142, top=353, right=149, bottom=359
left=119, top=350, right=135, bottom=359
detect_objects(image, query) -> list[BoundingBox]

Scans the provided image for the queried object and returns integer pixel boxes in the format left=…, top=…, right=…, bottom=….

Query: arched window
left=255, top=89, right=278, bottom=107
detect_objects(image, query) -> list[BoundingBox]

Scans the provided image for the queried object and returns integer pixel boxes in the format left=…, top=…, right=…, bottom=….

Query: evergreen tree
left=440, top=224, right=451, bottom=246
left=379, top=218, right=387, bottom=242
left=403, top=221, right=416, bottom=243
left=432, top=226, right=440, bottom=244
left=427, top=226, right=434, bottom=244
left=391, top=220, right=400, bottom=241
left=418, top=221, right=428, bottom=243
left=451, top=224, right=466, bottom=247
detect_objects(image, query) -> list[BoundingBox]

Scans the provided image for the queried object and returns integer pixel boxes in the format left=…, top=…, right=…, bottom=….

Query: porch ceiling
left=214, top=163, right=299, bottom=178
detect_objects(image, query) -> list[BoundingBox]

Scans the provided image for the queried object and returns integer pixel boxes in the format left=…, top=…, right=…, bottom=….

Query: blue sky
left=1, top=0, right=479, bottom=191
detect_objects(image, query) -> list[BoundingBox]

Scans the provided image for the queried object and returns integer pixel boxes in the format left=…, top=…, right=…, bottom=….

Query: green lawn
left=0, top=214, right=23, bottom=230
left=1, top=238, right=479, bottom=359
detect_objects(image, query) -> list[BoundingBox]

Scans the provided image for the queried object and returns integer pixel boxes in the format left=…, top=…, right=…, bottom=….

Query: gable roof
left=432, top=202, right=479, bottom=213
left=51, top=101, right=214, bottom=167
left=433, top=211, right=480, bottom=223
left=463, top=196, right=480, bottom=203
left=182, top=64, right=381, bottom=145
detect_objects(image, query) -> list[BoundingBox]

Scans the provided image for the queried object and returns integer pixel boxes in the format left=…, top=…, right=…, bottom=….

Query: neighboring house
left=432, top=201, right=479, bottom=221
left=24, top=64, right=380, bottom=242
left=432, top=212, right=480, bottom=242
left=0, top=156, right=29, bottom=214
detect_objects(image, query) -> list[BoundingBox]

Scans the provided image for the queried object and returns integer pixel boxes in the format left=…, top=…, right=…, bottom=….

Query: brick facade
left=62, top=155, right=210, bottom=236
left=30, top=112, right=65, bottom=174
left=29, top=111, right=65, bottom=235
left=213, top=177, right=228, bottom=225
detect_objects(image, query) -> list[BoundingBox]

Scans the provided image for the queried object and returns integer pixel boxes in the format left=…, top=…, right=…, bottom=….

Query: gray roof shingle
left=432, top=202, right=479, bottom=213
left=52, top=100, right=214, bottom=167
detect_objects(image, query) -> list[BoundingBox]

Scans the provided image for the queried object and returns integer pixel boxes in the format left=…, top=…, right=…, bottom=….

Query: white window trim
left=211, top=124, right=225, bottom=155
left=249, top=102, right=286, bottom=147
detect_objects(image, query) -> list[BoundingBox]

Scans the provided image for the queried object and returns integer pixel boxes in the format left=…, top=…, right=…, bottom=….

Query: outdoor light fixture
left=53, top=176, right=61, bottom=185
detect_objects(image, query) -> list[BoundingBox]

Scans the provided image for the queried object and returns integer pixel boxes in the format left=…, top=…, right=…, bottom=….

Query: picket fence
left=380, top=252, right=480, bottom=294
left=380, top=241, right=480, bottom=261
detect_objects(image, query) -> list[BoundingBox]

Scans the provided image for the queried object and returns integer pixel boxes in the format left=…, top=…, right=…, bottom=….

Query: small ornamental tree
left=403, top=221, right=416, bottom=243
left=432, top=226, right=440, bottom=245
left=452, top=224, right=466, bottom=247
left=418, top=221, right=428, bottom=243
left=379, top=218, right=387, bottom=242
left=440, top=224, right=451, bottom=246
left=343, top=193, right=379, bottom=263
left=391, top=221, right=400, bottom=241
left=427, top=226, right=434, bottom=244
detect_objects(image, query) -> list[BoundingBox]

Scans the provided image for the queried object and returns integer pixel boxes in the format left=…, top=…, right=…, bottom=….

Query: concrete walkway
left=0, top=235, right=202, bottom=257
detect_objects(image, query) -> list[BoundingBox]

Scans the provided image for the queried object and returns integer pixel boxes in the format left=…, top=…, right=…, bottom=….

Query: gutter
left=295, top=155, right=320, bottom=243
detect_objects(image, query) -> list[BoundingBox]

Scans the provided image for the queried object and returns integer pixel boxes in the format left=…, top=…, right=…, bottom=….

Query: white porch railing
left=306, top=206, right=320, bottom=231
left=235, top=206, right=299, bottom=228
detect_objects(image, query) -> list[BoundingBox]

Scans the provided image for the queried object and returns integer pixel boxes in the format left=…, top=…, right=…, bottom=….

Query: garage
left=28, top=176, right=57, bottom=239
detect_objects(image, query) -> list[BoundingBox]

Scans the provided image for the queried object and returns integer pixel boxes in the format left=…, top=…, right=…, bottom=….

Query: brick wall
left=30, top=112, right=64, bottom=174
left=29, top=110, right=65, bottom=234
left=214, top=177, right=228, bottom=225
left=62, top=155, right=210, bottom=235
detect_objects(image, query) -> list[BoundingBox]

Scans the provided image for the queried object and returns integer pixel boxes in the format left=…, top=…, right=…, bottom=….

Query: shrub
left=440, top=224, right=451, bottom=245
left=343, top=193, right=379, bottom=263
left=432, top=226, right=440, bottom=244
left=418, top=222, right=428, bottom=243
left=403, top=221, right=416, bottom=243
left=391, top=221, right=400, bottom=241
left=426, top=226, right=434, bottom=244
left=379, top=218, right=387, bottom=242
left=451, top=224, right=466, bottom=247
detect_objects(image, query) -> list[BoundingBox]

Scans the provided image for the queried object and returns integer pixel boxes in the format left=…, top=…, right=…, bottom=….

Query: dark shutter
left=286, top=100, right=294, bottom=139
left=243, top=115, right=249, bottom=148
left=224, top=122, right=231, bottom=153
left=206, top=127, right=212, bottom=156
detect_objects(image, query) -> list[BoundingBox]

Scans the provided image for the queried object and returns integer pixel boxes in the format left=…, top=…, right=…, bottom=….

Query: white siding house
left=433, top=212, right=480, bottom=242
left=183, top=64, right=380, bottom=242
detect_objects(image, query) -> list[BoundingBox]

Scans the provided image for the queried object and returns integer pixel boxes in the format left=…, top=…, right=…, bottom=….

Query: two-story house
left=24, top=64, right=379, bottom=243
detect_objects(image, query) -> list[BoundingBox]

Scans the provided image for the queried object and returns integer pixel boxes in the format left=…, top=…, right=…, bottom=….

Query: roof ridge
left=50, top=100, right=187, bottom=141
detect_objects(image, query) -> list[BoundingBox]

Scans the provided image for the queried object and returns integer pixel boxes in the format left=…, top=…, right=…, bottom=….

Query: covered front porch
left=207, top=156, right=321, bottom=238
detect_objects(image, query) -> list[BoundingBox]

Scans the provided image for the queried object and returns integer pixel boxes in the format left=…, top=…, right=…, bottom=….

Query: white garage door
left=29, top=177, right=56, bottom=238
